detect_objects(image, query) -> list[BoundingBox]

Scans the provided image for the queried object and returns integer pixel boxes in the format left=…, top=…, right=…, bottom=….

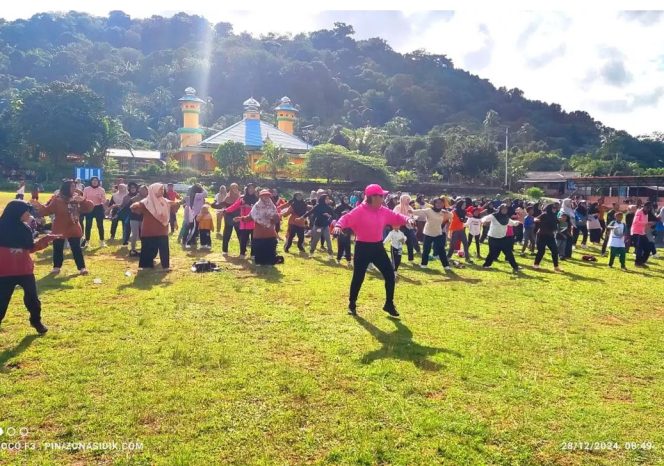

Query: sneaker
left=79, top=268, right=89, bottom=275
left=80, top=239, right=88, bottom=248
left=100, top=241, right=107, bottom=248
left=444, top=266, right=451, bottom=271
left=394, top=271, right=398, bottom=278
left=621, top=266, right=627, bottom=270
left=184, top=244, right=191, bottom=249
left=652, top=254, right=658, bottom=259
left=513, top=266, right=522, bottom=273
left=348, top=302, right=357, bottom=316
left=336, top=259, right=341, bottom=264
left=533, top=264, right=541, bottom=269
left=222, top=251, right=228, bottom=256
left=308, top=252, right=315, bottom=258
left=554, top=267, right=564, bottom=273
left=50, top=267, right=61, bottom=275
left=482, top=265, right=491, bottom=269
left=382, top=303, right=400, bottom=317
left=419, top=264, right=428, bottom=268
left=580, top=244, right=587, bottom=249
left=30, top=320, right=48, bottom=335
left=129, top=250, right=139, bottom=257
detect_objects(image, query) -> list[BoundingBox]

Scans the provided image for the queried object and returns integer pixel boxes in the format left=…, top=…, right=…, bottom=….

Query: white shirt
left=465, top=217, right=482, bottom=236
left=384, top=230, right=406, bottom=250
left=482, top=214, right=520, bottom=239
left=608, top=221, right=625, bottom=248
left=411, top=208, right=450, bottom=237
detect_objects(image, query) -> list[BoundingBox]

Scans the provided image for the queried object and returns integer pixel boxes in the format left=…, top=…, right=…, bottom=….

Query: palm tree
left=255, top=139, right=291, bottom=179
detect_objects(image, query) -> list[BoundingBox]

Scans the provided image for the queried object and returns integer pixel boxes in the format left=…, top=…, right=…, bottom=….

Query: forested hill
left=1, top=11, right=663, bottom=179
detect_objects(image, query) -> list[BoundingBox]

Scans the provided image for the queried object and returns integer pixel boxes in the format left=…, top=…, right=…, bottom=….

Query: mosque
left=172, top=87, right=311, bottom=174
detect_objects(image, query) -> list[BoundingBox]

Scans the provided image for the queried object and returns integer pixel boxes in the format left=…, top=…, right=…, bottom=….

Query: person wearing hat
left=334, top=184, right=413, bottom=317
left=235, top=189, right=284, bottom=265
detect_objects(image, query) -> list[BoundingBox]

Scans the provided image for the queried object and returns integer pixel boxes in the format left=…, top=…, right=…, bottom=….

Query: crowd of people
left=1, top=176, right=664, bottom=332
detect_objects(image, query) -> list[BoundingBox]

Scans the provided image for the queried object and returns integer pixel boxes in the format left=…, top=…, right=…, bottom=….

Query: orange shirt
left=196, top=213, right=214, bottom=231
left=448, top=211, right=465, bottom=232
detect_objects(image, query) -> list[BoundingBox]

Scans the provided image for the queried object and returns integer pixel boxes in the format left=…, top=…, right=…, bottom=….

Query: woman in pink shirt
left=334, top=184, right=411, bottom=317
left=81, top=176, right=107, bottom=248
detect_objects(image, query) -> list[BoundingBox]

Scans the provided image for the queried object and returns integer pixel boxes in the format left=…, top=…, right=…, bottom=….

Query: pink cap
left=259, top=189, right=272, bottom=196
left=364, top=184, right=389, bottom=197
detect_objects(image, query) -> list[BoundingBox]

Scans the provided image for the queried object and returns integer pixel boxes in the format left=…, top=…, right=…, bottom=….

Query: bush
left=396, top=170, right=418, bottom=184
left=525, top=187, right=545, bottom=200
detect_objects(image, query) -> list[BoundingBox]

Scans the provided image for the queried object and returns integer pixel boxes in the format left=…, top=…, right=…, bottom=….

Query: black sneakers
left=348, top=302, right=357, bottom=316
left=382, top=303, right=400, bottom=317
left=30, top=320, right=48, bottom=335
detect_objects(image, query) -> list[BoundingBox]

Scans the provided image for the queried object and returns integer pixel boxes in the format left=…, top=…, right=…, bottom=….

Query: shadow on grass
left=523, top=266, right=603, bottom=282
left=0, top=334, right=39, bottom=373
left=223, top=255, right=284, bottom=282
left=415, top=267, right=483, bottom=284
left=36, top=274, right=75, bottom=290
left=117, top=270, right=169, bottom=290
left=353, top=315, right=461, bottom=371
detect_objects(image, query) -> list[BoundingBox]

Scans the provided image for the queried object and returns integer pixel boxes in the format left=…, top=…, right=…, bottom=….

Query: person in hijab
left=280, top=192, right=310, bottom=253
left=235, top=189, right=284, bottom=265
left=481, top=203, right=522, bottom=273
left=573, top=200, right=589, bottom=248
left=447, top=199, right=472, bottom=263
left=81, top=176, right=107, bottom=248
left=221, top=183, right=242, bottom=254
left=165, top=183, right=181, bottom=234
left=130, top=183, right=179, bottom=270
left=224, top=183, right=258, bottom=257
left=302, top=193, right=335, bottom=258
left=126, top=184, right=148, bottom=256
left=109, top=183, right=128, bottom=241
left=31, top=180, right=93, bottom=275
left=119, top=182, right=139, bottom=245
left=533, top=202, right=563, bottom=271
left=393, top=194, right=420, bottom=261
left=586, top=203, right=602, bottom=244
left=0, top=201, right=61, bottom=334
left=214, top=185, right=227, bottom=234
left=412, top=198, right=452, bottom=270
left=185, top=184, right=207, bottom=249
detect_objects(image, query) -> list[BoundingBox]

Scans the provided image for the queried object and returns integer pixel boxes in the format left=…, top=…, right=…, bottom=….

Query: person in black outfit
left=302, top=194, right=335, bottom=256
left=533, top=202, right=562, bottom=271
left=282, top=192, right=309, bottom=253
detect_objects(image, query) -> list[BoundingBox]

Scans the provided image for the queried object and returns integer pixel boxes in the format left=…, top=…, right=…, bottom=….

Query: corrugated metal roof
left=520, top=171, right=581, bottom=182
left=107, top=148, right=162, bottom=160
left=200, top=119, right=311, bottom=152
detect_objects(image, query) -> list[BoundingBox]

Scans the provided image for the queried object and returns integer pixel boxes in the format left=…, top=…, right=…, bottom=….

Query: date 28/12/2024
left=561, top=441, right=654, bottom=451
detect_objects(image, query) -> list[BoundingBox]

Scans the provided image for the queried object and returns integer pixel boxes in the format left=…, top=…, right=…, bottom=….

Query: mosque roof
left=199, top=119, right=311, bottom=152
left=274, top=96, right=298, bottom=112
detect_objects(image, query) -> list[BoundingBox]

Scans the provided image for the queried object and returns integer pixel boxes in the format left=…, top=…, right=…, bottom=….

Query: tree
left=213, top=141, right=248, bottom=177
left=255, top=140, right=291, bottom=179
left=17, top=81, right=105, bottom=167
left=305, top=143, right=393, bottom=187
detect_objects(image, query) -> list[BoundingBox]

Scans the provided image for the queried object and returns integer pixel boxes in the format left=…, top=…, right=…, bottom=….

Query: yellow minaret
left=275, top=96, right=298, bottom=135
left=177, top=87, right=206, bottom=148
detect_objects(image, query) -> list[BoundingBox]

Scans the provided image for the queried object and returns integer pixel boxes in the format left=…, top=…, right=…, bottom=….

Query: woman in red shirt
left=0, top=200, right=61, bottom=334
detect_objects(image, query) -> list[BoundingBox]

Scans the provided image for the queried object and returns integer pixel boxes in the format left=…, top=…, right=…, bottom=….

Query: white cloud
left=1, top=4, right=663, bottom=135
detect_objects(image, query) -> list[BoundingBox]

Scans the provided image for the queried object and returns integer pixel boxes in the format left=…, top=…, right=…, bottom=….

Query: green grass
left=0, top=191, right=662, bottom=465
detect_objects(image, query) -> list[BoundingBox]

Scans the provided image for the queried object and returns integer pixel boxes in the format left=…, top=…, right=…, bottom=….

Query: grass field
left=0, top=191, right=662, bottom=465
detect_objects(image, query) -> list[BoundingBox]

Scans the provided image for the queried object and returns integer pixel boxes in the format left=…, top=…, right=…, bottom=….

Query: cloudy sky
left=3, top=3, right=664, bottom=136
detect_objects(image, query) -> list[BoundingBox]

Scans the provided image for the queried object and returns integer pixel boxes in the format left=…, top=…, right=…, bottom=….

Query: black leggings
left=483, top=236, right=519, bottom=270
left=349, top=241, right=395, bottom=307
left=534, top=235, right=559, bottom=267
left=222, top=214, right=240, bottom=253
left=337, top=234, right=352, bottom=261
left=391, top=247, right=402, bottom=271
left=573, top=224, right=588, bottom=245
left=110, top=215, right=128, bottom=239
left=139, top=235, right=170, bottom=269
left=421, top=234, right=450, bottom=267
left=85, top=205, right=105, bottom=241
left=0, top=275, right=41, bottom=324
left=468, top=233, right=481, bottom=256
left=52, top=237, right=86, bottom=270
left=239, top=229, right=253, bottom=256
left=400, top=226, right=419, bottom=260
left=285, top=225, right=305, bottom=251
